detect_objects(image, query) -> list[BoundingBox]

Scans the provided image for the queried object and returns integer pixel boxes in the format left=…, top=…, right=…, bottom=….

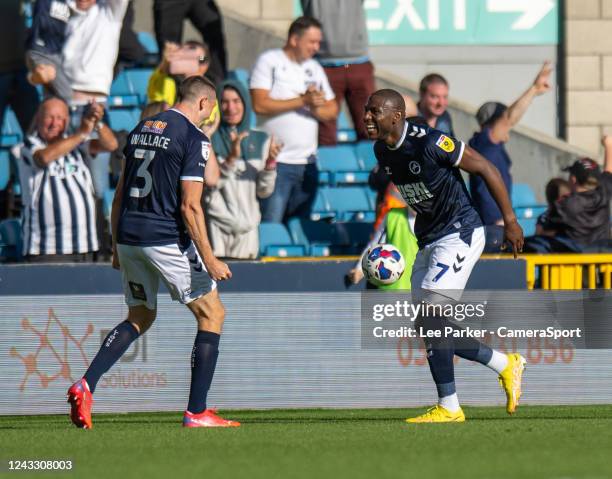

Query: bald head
left=364, top=89, right=407, bottom=143
left=371, top=89, right=406, bottom=114
left=38, top=97, right=69, bottom=143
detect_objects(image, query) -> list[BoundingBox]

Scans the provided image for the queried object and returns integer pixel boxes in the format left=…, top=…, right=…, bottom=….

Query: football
left=361, top=243, right=405, bottom=286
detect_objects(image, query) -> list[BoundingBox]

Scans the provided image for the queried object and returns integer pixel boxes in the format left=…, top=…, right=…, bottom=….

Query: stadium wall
left=3, top=260, right=612, bottom=415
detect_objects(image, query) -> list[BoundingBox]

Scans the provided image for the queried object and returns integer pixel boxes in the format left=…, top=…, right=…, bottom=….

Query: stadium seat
left=512, top=183, right=537, bottom=207
left=128, top=69, right=154, bottom=104
left=325, top=186, right=375, bottom=222
left=103, top=188, right=115, bottom=222
left=518, top=217, right=537, bottom=236
left=515, top=206, right=547, bottom=219
left=108, top=108, right=141, bottom=132
left=287, top=218, right=372, bottom=256
left=109, top=69, right=153, bottom=106
left=337, top=111, right=357, bottom=143
left=227, top=68, right=250, bottom=89
left=353, top=141, right=376, bottom=171
left=109, top=71, right=140, bottom=107
left=137, top=31, right=159, bottom=55
left=1, top=108, right=22, bottom=147
left=317, top=145, right=368, bottom=185
left=0, top=218, right=22, bottom=262
left=258, top=222, right=304, bottom=257
left=310, top=188, right=334, bottom=221
left=0, top=150, right=10, bottom=190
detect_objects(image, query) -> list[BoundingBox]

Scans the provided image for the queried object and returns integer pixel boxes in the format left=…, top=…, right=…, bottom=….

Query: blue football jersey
left=117, top=109, right=211, bottom=246
left=374, top=121, right=482, bottom=248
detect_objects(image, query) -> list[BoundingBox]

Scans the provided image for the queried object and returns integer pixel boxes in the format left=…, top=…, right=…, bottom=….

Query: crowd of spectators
left=1, top=0, right=611, bottom=266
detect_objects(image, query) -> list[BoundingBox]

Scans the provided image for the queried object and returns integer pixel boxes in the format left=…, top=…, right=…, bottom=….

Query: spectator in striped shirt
left=12, top=97, right=118, bottom=262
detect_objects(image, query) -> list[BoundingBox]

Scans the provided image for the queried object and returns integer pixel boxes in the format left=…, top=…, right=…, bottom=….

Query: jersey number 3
left=129, top=149, right=156, bottom=198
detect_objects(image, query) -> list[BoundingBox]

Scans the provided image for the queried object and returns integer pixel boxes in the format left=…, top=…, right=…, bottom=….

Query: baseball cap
left=476, top=102, right=507, bottom=127
left=562, top=158, right=602, bottom=184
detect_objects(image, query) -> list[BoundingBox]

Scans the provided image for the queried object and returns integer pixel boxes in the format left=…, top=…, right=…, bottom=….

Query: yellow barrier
left=519, top=254, right=612, bottom=290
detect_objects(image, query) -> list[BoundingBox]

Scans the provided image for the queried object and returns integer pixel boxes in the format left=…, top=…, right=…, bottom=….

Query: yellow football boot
left=406, top=405, right=465, bottom=423
left=498, top=353, right=527, bottom=414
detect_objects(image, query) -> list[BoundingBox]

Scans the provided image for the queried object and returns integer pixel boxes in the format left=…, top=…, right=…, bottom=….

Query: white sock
left=486, top=350, right=509, bottom=374
left=439, top=393, right=460, bottom=412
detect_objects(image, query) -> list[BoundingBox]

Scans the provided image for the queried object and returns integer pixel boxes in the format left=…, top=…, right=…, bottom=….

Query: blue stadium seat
left=0, top=218, right=22, bottom=262
left=364, top=187, right=377, bottom=210
left=137, top=31, right=159, bottom=55
left=353, top=141, right=376, bottom=171
left=103, top=188, right=115, bottom=222
left=339, top=222, right=374, bottom=251
left=258, top=222, right=305, bottom=257
left=109, top=71, right=140, bottom=107
left=1, top=108, right=23, bottom=147
left=310, top=188, right=334, bottom=221
left=109, top=69, right=153, bottom=106
left=512, top=183, right=537, bottom=207
left=0, top=150, right=10, bottom=190
left=108, top=108, right=141, bottom=131
left=227, top=68, right=250, bottom=89
left=287, top=218, right=372, bottom=256
left=337, top=111, right=357, bottom=143
left=317, top=145, right=367, bottom=185
left=518, top=217, right=537, bottom=236
left=515, top=206, right=547, bottom=219
left=326, top=186, right=375, bottom=222
left=128, top=69, right=154, bottom=104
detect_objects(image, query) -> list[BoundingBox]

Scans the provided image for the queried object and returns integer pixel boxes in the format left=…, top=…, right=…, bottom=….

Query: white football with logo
left=361, top=243, right=405, bottom=286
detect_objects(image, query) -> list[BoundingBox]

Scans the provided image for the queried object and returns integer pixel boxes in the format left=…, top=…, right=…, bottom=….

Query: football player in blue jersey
left=364, top=88, right=525, bottom=423
left=67, top=76, right=239, bottom=429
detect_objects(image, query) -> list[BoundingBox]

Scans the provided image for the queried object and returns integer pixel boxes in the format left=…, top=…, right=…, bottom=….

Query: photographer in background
left=147, top=40, right=211, bottom=106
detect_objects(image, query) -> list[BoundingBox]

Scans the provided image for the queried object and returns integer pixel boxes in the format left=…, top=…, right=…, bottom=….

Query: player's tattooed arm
left=459, top=146, right=524, bottom=258
left=181, top=180, right=232, bottom=281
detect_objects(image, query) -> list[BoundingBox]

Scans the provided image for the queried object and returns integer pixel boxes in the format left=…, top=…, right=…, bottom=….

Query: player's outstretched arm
left=459, top=146, right=524, bottom=257
left=181, top=180, right=232, bottom=281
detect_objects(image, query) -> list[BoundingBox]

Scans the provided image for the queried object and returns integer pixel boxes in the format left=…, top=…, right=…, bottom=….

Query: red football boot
left=67, top=378, right=93, bottom=429
left=183, top=409, right=240, bottom=428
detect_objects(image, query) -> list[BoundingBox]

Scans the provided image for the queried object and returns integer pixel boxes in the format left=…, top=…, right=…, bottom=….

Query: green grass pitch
left=1, top=406, right=612, bottom=479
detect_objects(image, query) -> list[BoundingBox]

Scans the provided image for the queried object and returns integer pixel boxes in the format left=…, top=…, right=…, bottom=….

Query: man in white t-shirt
left=250, top=16, right=337, bottom=223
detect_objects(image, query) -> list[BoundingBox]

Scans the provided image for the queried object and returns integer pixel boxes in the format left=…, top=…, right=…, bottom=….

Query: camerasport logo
left=9, top=308, right=166, bottom=391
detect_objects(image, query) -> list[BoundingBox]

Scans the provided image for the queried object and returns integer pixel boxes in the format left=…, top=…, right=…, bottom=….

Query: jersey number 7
left=129, top=149, right=156, bottom=198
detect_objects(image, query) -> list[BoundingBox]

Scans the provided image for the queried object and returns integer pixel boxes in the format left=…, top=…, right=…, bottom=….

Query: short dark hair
left=288, top=16, right=322, bottom=39
left=545, top=178, right=571, bottom=206
left=177, top=76, right=216, bottom=103
left=419, top=73, right=449, bottom=95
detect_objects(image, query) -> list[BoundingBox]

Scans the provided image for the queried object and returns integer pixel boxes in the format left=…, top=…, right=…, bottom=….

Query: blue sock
left=187, top=331, right=220, bottom=414
left=419, top=316, right=456, bottom=397
left=84, top=321, right=139, bottom=393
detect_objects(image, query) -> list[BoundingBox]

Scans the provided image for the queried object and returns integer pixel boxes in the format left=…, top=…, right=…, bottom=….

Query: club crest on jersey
left=408, top=161, right=421, bottom=175
left=142, top=120, right=167, bottom=134
left=436, top=135, right=455, bottom=153
left=201, top=142, right=210, bottom=162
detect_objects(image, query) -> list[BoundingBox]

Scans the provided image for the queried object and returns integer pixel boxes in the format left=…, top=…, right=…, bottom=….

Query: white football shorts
left=117, top=241, right=217, bottom=310
left=411, top=226, right=485, bottom=301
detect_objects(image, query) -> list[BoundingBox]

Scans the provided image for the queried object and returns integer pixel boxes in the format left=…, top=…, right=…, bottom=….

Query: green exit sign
left=295, top=0, right=558, bottom=45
